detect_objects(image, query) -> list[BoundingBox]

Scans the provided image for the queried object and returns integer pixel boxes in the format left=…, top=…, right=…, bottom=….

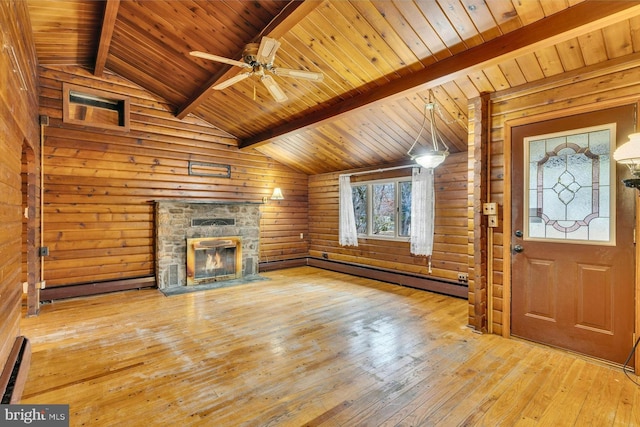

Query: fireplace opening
left=186, top=236, right=242, bottom=285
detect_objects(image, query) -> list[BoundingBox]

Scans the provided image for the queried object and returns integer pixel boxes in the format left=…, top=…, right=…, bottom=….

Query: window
left=523, top=124, right=616, bottom=244
left=351, top=178, right=412, bottom=240
left=63, top=83, right=130, bottom=131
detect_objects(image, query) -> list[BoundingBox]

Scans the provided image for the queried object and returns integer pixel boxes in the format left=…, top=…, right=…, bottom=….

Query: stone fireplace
left=155, top=201, right=261, bottom=290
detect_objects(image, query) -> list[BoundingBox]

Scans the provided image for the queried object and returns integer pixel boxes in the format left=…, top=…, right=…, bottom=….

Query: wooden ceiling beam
left=175, top=0, right=323, bottom=120
left=239, top=0, right=640, bottom=150
left=94, top=0, right=120, bottom=77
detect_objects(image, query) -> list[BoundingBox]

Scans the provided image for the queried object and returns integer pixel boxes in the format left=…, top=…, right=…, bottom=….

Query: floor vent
left=0, top=336, right=30, bottom=404
left=168, top=264, right=179, bottom=287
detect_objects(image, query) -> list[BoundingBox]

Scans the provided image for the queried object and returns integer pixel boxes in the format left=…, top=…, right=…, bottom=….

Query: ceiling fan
left=190, top=37, right=323, bottom=103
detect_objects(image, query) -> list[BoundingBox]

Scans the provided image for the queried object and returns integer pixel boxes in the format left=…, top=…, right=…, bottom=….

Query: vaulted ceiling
left=27, top=0, right=640, bottom=174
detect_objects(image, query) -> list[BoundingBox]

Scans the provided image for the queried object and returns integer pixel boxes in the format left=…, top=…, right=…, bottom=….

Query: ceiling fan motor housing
left=243, top=43, right=261, bottom=65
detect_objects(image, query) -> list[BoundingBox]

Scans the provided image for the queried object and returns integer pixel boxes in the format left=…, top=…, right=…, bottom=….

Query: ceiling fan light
left=414, top=151, right=448, bottom=169
left=190, top=37, right=322, bottom=103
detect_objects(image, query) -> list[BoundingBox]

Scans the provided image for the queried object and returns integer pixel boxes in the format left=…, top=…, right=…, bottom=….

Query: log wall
left=0, top=0, right=40, bottom=387
left=485, top=61, right=640, bottom=336
left=38, top=66, right=308, bottom=292
left=308, top=153, right=469, bottom=284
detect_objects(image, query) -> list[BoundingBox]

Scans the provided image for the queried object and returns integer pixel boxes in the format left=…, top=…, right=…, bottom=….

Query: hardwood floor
left=19, top=266, right=640, bottom=426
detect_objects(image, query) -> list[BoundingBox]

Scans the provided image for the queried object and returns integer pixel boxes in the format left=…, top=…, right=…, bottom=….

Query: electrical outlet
left=488, top=215, right=498, bottom=227
left=457, top=273, right=468, bottom=282
left=300, top=233, right=304, bottom=239
left=39, top=246, right=49, bottom=256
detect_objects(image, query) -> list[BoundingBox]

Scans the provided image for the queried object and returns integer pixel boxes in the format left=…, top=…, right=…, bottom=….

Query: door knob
left=514, top=230, right=523, bottom=238
left=513, top=244, right=524, bottom=253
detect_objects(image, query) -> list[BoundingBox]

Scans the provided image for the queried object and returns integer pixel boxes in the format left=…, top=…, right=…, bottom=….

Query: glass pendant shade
left=414, top=152, right=448, bottom=169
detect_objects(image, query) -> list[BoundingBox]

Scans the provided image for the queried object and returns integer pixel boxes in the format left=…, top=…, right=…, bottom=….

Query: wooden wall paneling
left=308, top=152, right=468, bottom=290
left=38, top=65, right=308, bottom=292
left=1, top=0, right=40, bottom=401
left=260, top=198, right=309, bottom=263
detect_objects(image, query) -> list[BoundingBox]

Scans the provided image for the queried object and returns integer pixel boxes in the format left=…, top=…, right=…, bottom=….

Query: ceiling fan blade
left=256, top=37, right=281, bottom=65
left=261, top=74, right=287, bottom=103
left=272, top=68, right=324, bottom=82
left=190, top=51, right=251, bottom=68
left=213, top=72, right=252, bottom=90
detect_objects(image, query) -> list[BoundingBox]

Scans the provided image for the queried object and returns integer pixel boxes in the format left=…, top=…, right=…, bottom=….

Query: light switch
left=483, top=202, right=497, bottom=215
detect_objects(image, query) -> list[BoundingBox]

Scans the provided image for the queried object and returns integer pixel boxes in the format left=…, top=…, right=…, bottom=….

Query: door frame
left=503, top=97, right=639, bottom=372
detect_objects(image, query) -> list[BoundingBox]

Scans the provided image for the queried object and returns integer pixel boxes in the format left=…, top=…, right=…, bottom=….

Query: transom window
left=63, top=83, right=130, bottom=131
left=352, top=178, right=412, bottom=240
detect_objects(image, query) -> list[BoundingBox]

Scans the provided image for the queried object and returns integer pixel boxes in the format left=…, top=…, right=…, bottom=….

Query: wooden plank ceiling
left=27, top=0, right=640, bottom=175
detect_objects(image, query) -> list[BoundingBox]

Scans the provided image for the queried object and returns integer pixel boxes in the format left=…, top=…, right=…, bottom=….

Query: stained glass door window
left=523, top=124, right=616, bottom=245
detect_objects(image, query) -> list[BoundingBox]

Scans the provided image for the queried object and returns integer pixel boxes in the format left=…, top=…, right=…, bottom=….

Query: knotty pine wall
left=37, top=65, right=308, bottom=292
left=308, top=153, right=468, bottom=282
left=0, top=0, right=40, bottom=382
left=485, top=60, right=640, bottom=336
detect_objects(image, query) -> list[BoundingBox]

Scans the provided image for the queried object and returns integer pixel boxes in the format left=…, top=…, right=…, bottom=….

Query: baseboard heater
left=259, top=257, right=468, bottom=299
left=40, top=276, right=156, bottom=301
left=1, top=336, right=31, bottom=404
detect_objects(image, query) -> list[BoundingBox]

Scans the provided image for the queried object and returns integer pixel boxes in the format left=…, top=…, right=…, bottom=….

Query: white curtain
left=338, top=175, right=358, bottom=246
left=410, top=167, right=435, bottom=256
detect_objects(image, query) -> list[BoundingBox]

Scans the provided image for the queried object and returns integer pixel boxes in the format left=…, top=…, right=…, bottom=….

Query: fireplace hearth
left=155, top=201, right=261, bottom=290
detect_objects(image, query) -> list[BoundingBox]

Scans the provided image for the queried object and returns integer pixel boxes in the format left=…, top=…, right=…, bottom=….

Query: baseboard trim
left=40, top=276, right=156, bottom=301
left=259, top=257, right=468, bottom=298
left=1, top=336, right=31, bottom=404
left=259, top=258, right=308, bottom=272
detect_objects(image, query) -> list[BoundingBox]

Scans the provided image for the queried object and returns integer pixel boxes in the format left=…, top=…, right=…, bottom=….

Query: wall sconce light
left=271, top=187, right=284, bottom=200
left=613, top=133, right=640, bottom=189
left=263, top=187, right=284, bottom=203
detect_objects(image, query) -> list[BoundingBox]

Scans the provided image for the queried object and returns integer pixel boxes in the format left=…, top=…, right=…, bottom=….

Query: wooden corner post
left=468, top=93, right=490, bottom=333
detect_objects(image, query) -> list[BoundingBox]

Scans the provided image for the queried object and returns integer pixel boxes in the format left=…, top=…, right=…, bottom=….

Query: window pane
left=373, top=183, right=395, bottom=236
left=399, top=181, right=411, bottom=236
left=352, top=185, right=367, bottom=234
left=524, top=125, right=615, bottom=244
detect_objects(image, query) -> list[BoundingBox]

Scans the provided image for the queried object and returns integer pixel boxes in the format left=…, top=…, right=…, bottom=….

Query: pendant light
left=407, top=93, right=450, bottom=169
